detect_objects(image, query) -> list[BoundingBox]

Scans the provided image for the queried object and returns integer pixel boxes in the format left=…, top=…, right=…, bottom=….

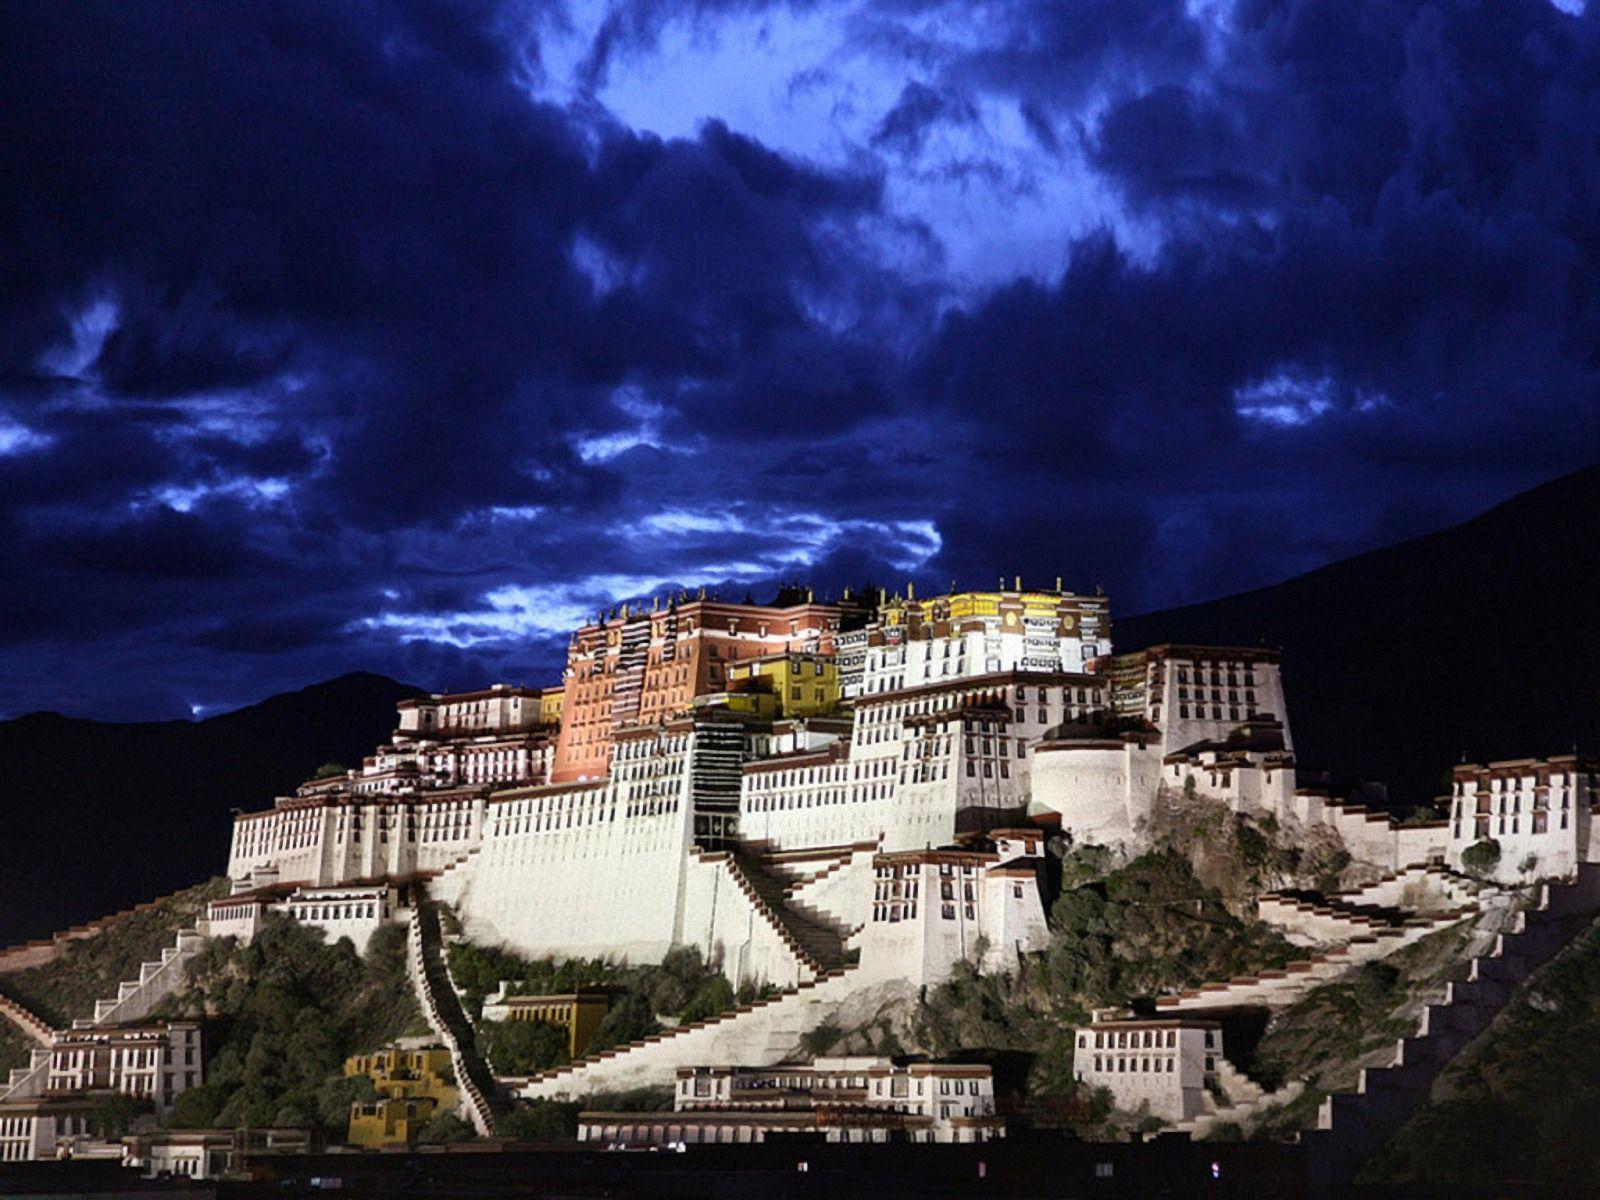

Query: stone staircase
left=420, top=845, right=481, bottom=883
left=774, top=843, right=874, bottom=946
left=0, top=924, right=208, bottom=1104
left=0, top=885, right=212, bottom=974
left=1257, top=889, right=1477, bottom=948
left=416, top=844, right=482, bottom=907
left=1330, top=862, right=1484, bottom=912
left=785, top=893, right=863, bottom=946
left=1303, top=864, right=1600, bottom=1193
left=1159, top=902, right=1478, bottom=1013
left=0, top=992, right=54, bottom=1045
left=1172, top=1057, right=1306, bottom=1139
left=80, top=927, right=207, bottom=1028
left=1314, top=798, right=1444, bottom=870
left=1, top=1046, right=52, bottom=1103
left=769, top=844, right=864, bottom=897
left=406, top=903, right=500, bottom=1136
left=1156, top=943, right=1379, bottom=1014
left=513, top=965, right=861, bottom=1101
left=693, top=848, right=846, bottom=978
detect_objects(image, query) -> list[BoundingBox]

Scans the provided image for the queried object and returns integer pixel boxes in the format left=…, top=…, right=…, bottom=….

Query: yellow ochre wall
left=727, top=654, right=839, bottom=717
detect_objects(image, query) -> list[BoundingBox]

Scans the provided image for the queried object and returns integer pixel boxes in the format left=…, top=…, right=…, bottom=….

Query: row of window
left=1089, top=1055, right=1179, bottom=1075
left=1455, top=792, right=1570, bottom=817
left=1086, top=1028, right=1193, bottom=1050
left=1174, top=666, right=1258, bottom=687
left=1176, top=704, right=1247, bottom=721
left=746, top=785, right=892, bottom=812
left=1176, top=687, right=1257, bottom=703
left=1455, top=773, right=1595, bottom=795
left=1457, top=812, right=1563, bottom=839
left=290, top=901, right=382, bottom=923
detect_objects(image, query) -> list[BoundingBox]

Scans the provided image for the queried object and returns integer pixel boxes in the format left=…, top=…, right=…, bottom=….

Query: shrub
left=800, top=1021, right=843, bottom=1057
left=1088, top=1085, right=1114, bottom=1124
left=585, top=1086, right=674, bottom=1112
left=415, top=1111, right=476, bottom=1143
left=648, top=946, right=713, bottom=1016
left=477, top=1019, right=569, bottom=1075
left=445, top=940, right=730, bottom=1053
left=1058, top=843, right=1117, bottom=890
left=677, top=976, right=735, bottom=1024
left=313, top=1073, right=375, bottom=1131
left=1461, top=839, right=1502, bottom=877
left=496, top=1100, right=580, bottom=1141
left=0, top=1020, right=34, bottom=1076
left=166, top=1082, right=227, bottom=1130
left=914, top=850, right=1301, bottom=1115
left=1, top=878, right=229, bottom=1027
left=586, top=992, right=659, bottom=1053
left=1361, top=921, right=1600, bottom=1187
left=1041, top=850, right=1298, bottom=1007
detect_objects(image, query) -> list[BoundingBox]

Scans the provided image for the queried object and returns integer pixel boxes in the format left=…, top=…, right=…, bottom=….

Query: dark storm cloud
left=926, top=0, right=1208, bottom=107
left=1, top=0, right=1598, bottom=719
left=872, top=82, right=979, bottom=155
left=896, top=0, right=1600, bottom=602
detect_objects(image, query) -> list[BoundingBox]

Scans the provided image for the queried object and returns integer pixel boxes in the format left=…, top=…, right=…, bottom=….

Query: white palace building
left=211, top=581, right=1600, bottom=1104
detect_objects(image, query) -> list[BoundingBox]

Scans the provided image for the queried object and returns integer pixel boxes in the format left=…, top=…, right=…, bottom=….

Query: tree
left=154, top=915, right=424, bottom=1136
left=649, top=946, right=710, bottom=1016
left=800, top=1022, right=843, bottom=1057
left=1042, top=850, right=1297, bottom=1008
left=312, top=761, right=347, bottom=779
left=314, top=1073, right=376, bottom=1132
left=587, top=992, right=658, bottom=1053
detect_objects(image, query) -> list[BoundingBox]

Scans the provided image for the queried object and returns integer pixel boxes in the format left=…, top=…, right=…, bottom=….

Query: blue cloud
left=1, top=0, right=1598, bottom=719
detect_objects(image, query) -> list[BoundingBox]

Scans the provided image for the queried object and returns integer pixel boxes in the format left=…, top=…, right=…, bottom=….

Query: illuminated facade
left=551, top=597, right=848, bottom=783
left=344, top=1045, right=458, bottom=1148
left=1447, top=755, right=1599, bottom=882
left=726, top=651, right=840, bottom=717
left=579, top=1057, right=1003, bottom=1146
left=838, top=582, right=1112, bottom=699
left=1094, top=644, right=1291, bottom=756
left=479, top=991, right=610, bottom=1056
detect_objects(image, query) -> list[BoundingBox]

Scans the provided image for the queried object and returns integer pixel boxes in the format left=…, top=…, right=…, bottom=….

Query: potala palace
left=5, top=580, right=1600, bottom=1175
left=220, top=584, right=1593, bottom=977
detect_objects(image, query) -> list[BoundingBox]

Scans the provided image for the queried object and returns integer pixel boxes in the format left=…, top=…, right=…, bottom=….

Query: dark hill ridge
left=1118, top=463, right=1600, bottom=811
left=0, top=671, right=420, bottom=948
left=5, top=467, right=1594, bottom=949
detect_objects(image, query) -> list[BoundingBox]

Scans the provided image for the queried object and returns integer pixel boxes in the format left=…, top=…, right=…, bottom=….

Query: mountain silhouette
left=1118, top=464, right=1600, bottom=812
left=0, top=672, right=420, bottom=947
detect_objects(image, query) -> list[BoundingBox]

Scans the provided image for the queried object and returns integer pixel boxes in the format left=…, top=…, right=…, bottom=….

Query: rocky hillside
left=0, top=879, right=226, bottom=1033
left=1360, top=913, right=1600, bottom=1187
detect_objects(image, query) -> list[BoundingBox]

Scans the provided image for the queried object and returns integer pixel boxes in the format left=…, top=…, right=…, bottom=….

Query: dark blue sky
left=2, top=0, right=1598, bottom=721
